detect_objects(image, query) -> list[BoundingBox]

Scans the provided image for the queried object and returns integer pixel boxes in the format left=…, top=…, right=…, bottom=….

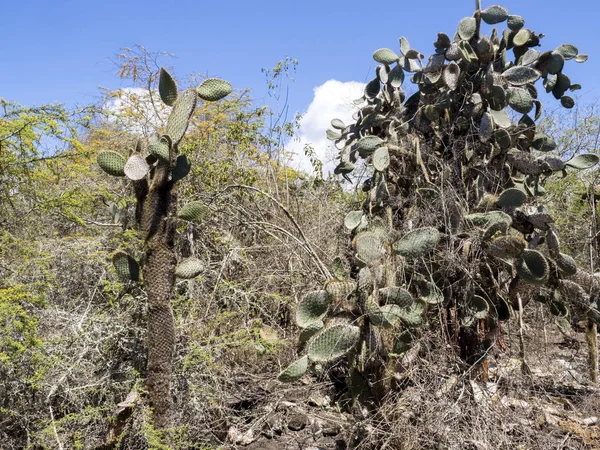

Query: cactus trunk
left=141, top=161, right=178, bottom=428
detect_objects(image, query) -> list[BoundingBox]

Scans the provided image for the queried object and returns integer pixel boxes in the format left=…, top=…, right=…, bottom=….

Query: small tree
left=96, top=67, right=232, bottom=428
left=279, top=0, right=600, bottom=404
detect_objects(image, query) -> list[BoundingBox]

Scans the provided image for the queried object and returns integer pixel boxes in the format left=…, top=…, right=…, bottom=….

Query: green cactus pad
left=443, top=62, right=460, bottom=91
left=471, top=295, right=489, bottom=319
left=159, top=67, right=178, bottom=107
left=354, top=232, right=384, bottom=265
left=496, top=188, right=526, bottom=208
left=493, top=128, right=512, bottom=150
left=481, top=5, right=508, bottom=24
left=555, top=253, right=577, bottom=276
left=507, top=14, right=525, bottom=31
left=560, top=96, right=575, bottom=109
left=527, top=212, right=553, bottom=231
left=175, top=258, right=205, bottom=279
left=278, top=355, right=308, bottom=382
left=112, top=251, right=140, bottom=282
left=373, top=48, right=398, bottom=65
left=575, top=54, right=588, bottom=63
left=196, top=78, right=232, bottom=101
left=307, top=324, right=360, bottom=362
left=367, top=297, right=401, bottom=328
left=326, top=129, right=342, bottom=141
left=565, top=154, right=599, bottom=170
left=393, top=227, right=440, bottom=259
left=357, top=136, right=384, bottom=156
left=166, top=88, right=197, bottom=145
left=517, top=249, right=549, bottom=285
left=487, top=236, right=526, bottom=259
left=149, top=136, right=171, bottom=161
left=296, top=290, right=330, bottom=328
left=344, top=210, right=364, bottom=231
left=372, top=147, right=390, bottom=171
left=555, top=44, right=578, bottom=60
left=357, top=267, right=373, bottom=292
left=379, top=286, right=413, bottom=308
left=388, top=64, right=405, bottom=88
left=97, top=151, right=126, bottom=177
left=489, top=108, right=512, bottom=128
left=299, top=321, right=324, bottom=344
left=178, top=201, right=207, bottom=222
left=466, top=211, right=512, bottom=228
left=507, top=88, right=533, bottom=114
left=503, top=66, right=541, bottom=86
left=124, top=153, right=150, bottom=181
left=513, top=29, right=531, bottom=47
left=364, top=78, right=380, bottom=98
left=325, top=279, right=356, bottom=300
left=418, top=280, right=444, bottom=304
left=171, top=154, right=191, bottom=183
left=399, top=36, right=410, bottom=55
left=457, top=17, right=477, bottom=40
left=479, top=112, right=493, bottom=142
left=458, top=41, right=478, bottom=63
left=331, top=118, right=346, bottom=130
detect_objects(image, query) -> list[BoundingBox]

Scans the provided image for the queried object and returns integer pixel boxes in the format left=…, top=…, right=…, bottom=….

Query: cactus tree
left=97, top=69, right=232, bottom=428
left=281, top=2, right=600, bottom=402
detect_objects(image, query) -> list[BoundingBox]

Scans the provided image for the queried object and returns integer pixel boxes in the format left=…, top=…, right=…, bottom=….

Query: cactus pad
left=372, top=147, right=390, bottom=171
left=517, top=249, right=549, bottom=285
left=166, top=88, right=197, bottom=145
left=565, top=154, right=599, bottom=170
left=124, top=153, right=150, bottom=180
left=481, top=5, right=508, bottom=24
left=307, top=324, right=360, bottom=362
left=418, top=279, right=444, bottom=304
left=393, top=227, right=440, bottom=259
left=496, top=188, right=526, bottom=208
left=466, top=211, right=512, bottom=228
left=296, top=290, right=330, bottom=328
left=97, top=151, right=126, bottom=177
left=159, top=67, right=178, bottom=107
left=324, top=279, right=356, bottom=300
left=149, top=136, right=171, bottom=161
left=367, top=297, right=401, bottom=328
left=487, top=236, right=526, bottom=259
left=503, top=66, right=541, bottom=86
left=354, top=232, right=384, bottom=265
left=555, top=253, right=577, bottom=276
left=278, top=355, right=308, bottom=382
left=344, top=210, right=363, bottom=231
left=197, top=78, right=232, bottom=102
left=175, top=258, right=205, bottom=279
left=373, top=48, right=398, bottom=65
left=178, top=201, right=207, bottom=222
left=112, top=251, right=140, bottom=282
left=299, top=320, right=324, bottom=344
left=457, top=17, right=476, bottom=40
left=171, top=154, right=191, bottom=182
left=379, top=286, right=413, bottom=308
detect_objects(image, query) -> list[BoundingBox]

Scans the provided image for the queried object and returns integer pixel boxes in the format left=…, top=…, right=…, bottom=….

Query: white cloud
left=287, top=79, right=365, bottom=177
left=103, top=87, right=169, bottom=136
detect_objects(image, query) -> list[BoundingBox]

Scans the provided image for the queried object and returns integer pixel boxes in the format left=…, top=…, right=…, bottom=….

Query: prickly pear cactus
left=280, top=1, right=600, bottom=400
left=97, top=67, right=231, bottom=428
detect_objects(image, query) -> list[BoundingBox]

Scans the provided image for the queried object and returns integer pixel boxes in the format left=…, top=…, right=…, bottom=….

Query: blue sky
left=2, top=0, right=599, bottom=171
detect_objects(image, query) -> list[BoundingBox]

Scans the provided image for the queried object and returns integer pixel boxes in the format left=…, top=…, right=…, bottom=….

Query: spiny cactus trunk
left=141, top=167, right=177, bottom=428
left=586, top=320, right=598, bottom=383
